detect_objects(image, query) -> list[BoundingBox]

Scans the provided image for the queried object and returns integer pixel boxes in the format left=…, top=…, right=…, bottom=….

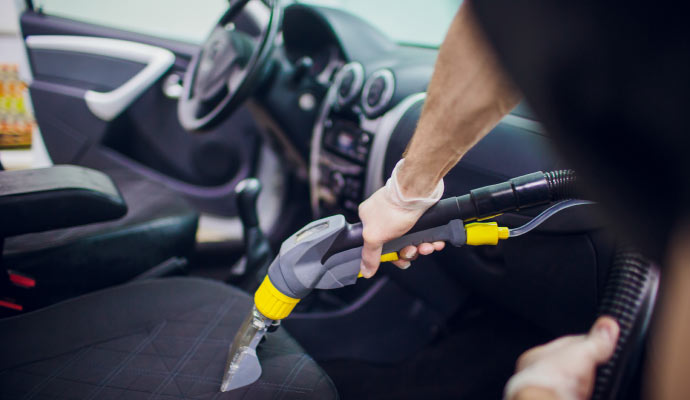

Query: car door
left=18, top=0, right=275, bottom=220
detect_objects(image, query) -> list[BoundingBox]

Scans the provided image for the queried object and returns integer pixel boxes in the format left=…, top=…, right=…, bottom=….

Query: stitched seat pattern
left=0, top=279, right=338, bottom=400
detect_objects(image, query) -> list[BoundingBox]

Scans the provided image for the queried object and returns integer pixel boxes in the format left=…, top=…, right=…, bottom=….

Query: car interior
left=0, top=0, right=656, bottom=399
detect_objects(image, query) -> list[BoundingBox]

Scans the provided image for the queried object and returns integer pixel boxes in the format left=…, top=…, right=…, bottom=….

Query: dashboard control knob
left=298, top=92, right=316, bottom=111
left=331, top=171, right=345, bottom=193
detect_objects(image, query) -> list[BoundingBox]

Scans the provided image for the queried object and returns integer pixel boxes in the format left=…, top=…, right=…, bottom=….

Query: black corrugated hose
left=544, top=170, right=578, bottom=201
left=592, top=248, right=660, bottom=400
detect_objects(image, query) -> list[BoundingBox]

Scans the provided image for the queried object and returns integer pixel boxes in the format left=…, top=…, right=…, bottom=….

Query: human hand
left=358, top=159, right=445, bottom=278
left=505, top=316, right=620, bottom=400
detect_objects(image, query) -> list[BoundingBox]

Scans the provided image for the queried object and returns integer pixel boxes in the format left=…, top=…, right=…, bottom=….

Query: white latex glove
left=358, top=159, right=445, bottom=278
left=504, top=316, right=620, bottom=400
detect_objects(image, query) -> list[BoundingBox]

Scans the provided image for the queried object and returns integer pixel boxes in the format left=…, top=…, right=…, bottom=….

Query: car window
left=298, top=0, right=463, bottom=47
left=32, top=0, right=229, bottom=44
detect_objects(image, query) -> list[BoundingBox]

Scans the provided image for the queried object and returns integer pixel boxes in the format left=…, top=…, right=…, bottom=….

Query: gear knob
left=234, top=178, right=273, bottom=290
left=235, top=178, right=262, bottom=229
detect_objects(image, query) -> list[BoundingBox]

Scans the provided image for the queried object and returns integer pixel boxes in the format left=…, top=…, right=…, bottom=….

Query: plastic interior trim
left=309, top=67, right=341, bottom=216
left=364, top=92, right=426, bottom=197
left=26, top=35, right=175, bottom=121
left=501, top=113, right=545, bottom=135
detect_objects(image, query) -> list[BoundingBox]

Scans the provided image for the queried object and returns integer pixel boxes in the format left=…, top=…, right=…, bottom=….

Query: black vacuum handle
left=325, top=170, right=577, bottom=258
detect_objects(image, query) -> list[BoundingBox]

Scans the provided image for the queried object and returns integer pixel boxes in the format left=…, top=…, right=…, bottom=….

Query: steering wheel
left=178, top=0, right=281, bottom=131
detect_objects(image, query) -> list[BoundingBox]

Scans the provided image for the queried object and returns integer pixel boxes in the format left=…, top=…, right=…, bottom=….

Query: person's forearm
left=513, top=387, right=560, bottom=400
left=398, top=2, right=520, bottom=197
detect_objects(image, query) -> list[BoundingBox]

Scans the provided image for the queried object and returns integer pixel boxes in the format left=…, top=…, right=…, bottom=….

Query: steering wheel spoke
left=178, top=0, right=281, bottom=131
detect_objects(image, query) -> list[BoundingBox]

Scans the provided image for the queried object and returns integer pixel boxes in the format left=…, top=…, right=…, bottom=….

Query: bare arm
left=358, top=2, right=520, bottom=277
left=647, top=225, right=690, bottom=399
left=398, top=2, right=520, bottom=197
left=513, top=387, right=559, bottom=400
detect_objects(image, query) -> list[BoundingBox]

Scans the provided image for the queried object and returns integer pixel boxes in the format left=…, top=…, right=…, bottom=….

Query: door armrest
left=0, top=165, right=127, bottom=237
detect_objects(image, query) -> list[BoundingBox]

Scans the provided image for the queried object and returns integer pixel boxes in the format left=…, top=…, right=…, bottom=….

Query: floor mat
left=320, top=302, right=553, bottom=400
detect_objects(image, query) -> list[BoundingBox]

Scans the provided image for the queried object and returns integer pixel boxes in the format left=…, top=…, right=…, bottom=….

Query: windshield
left=298, top=0, right=462, bottom=47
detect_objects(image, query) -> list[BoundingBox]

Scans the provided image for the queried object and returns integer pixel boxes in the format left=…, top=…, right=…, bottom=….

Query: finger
left=418, top=242, right=435, bottom=255
left=517, top=335, right=582, bottom=369
left=399, top=246, right=418, bottom=261
left=586, top=316, right=620, bottom=363
left=540, top=335, right=583, bottom=353
left=361, top=238, right=383, bottom=279
left=516, top=347, right=541, bottom=370
left=432, top=241, right=446, bottom=251
left=392, top=259, right=412, bottom=269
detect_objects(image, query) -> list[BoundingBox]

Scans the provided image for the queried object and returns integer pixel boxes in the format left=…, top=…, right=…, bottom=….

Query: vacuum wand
left=220, top=170, right=580, bottom=392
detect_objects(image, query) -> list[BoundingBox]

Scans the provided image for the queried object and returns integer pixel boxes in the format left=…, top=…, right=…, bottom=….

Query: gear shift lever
left=235, top=178, right=273, bottom=291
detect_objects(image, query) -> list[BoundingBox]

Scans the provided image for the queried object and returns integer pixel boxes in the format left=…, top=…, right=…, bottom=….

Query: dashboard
left=282, top=5, right=437, bottom=221
left=282, top=5, right=559, bottom=223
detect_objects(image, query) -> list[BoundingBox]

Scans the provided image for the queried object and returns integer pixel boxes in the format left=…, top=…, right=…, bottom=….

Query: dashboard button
left=359, top=132, right=372, bottom=145
left=343, top=199, right=359, bottom=212
left=345, top=177, right=362, bottom=199
left=331, top=171, right=345, bottom=193
left=355, top=145, right=369, bottom=162
left=298, top=92, right=316, bottom=111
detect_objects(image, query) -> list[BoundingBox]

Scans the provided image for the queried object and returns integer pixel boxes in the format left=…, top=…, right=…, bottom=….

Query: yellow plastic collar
left=254, top=276, right=300, bottom=320
left=380, top=252, right=399, bottom=262
left=465, top=222, right=510, bottom=246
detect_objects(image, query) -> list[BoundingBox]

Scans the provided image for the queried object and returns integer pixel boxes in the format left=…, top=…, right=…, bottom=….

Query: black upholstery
left=2, top=167, right=198, bottom=305
left=0, top=277, right=338, bottom=399
left=0, top=166, right=127, bottom=237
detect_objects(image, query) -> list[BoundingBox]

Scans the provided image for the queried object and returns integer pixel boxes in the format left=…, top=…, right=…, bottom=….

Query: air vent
left=361, top=69, right=395, bottom=118
left=335, top=62, right=364, bottom=107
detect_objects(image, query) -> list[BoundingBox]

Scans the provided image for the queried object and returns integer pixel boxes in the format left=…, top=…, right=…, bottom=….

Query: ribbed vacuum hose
left=592, top=249, right=660, bottom=400
left=544, top=170, right=578, bottom=201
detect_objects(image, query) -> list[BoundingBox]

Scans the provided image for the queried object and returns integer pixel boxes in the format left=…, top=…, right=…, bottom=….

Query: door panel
left=20, top=10, right=264, bottom=217
left=30, top=49, right=145, bottom=92
left=26, top=35, right=175, bottom=121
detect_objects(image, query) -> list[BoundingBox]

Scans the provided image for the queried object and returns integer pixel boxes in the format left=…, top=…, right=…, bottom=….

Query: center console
left=310, top=62, right=425, bottom=221
left=314, top=113, right=372, bottom=220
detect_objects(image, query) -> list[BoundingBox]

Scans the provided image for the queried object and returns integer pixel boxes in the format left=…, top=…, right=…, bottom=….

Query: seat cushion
left=2, top=167, right=199, bottom=305
left=0, top=277, right=338, bottom=399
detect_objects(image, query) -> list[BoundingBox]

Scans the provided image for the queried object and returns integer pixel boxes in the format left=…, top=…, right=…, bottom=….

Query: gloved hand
left=358, top=159, right=445, bottom=278
left=504, top=316, right=620, bottom=400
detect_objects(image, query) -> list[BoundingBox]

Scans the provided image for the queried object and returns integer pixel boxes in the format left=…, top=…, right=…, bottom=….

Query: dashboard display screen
left=336, top=130, right=355, bottom=151
left=323, top=120, right=370, bottom=163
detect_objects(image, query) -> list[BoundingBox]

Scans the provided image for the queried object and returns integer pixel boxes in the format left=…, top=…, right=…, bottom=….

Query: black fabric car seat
left=0, top=277, right=338, bottom=399
left=1, top=166, right=198, bottom=306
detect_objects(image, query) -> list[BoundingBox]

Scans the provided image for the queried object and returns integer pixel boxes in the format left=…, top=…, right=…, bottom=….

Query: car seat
left=0, top=164, right=198, bottom=308
left=0, top=165, right=338, bottom=399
